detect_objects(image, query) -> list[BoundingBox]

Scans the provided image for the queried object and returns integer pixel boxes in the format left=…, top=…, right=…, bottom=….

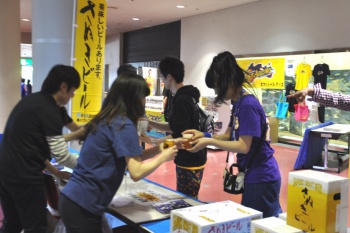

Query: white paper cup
left=137, top=120, right=149, bottom=136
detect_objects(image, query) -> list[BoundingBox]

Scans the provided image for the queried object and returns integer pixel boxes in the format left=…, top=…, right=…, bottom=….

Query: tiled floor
left=1, top=142, right=350, bottom=230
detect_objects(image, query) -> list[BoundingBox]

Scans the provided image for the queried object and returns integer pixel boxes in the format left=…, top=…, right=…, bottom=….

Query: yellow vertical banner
left=72, top=0, right=107, bottom=124
left=237, top=58, right=285, bottom=89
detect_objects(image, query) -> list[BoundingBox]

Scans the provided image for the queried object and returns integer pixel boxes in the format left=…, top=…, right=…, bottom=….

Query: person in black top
left=21, top=78, right=26, bottom=99
left=102, top=64, right=137, bottom=108
left=26, top=79, right=32, bottom=96
left=162, top=87, right=173, bottom=122
left=0, top=65, right=80, bottom=233
left=59, top=106, right=85, bottom=141
left=117, top=63, right=137, bottom=76
left=141, top=57, right=207, bottom=198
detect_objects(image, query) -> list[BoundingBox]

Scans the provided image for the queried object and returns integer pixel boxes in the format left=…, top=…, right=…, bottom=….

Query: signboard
left=72, top=0, right=107, bottom=124
left=237, top=58, right=285, bottom=89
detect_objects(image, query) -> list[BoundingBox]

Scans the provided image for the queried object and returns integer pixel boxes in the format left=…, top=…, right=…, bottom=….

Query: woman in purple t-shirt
left=184, top=51, right=282, bottom=218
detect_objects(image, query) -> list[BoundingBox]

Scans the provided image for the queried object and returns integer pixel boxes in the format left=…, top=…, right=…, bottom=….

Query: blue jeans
left=241, top=178, right=282, bottom=218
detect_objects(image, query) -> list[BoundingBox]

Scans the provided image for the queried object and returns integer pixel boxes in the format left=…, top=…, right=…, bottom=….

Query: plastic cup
left=137, top=120, right=148, bottom=136
left=137, top=184, right=149, bottom=193
left=127, top=184, right=138, bottom=195
left=163, top=139, right=175, bottom=149
left=182, top=134, right=193, bottom=149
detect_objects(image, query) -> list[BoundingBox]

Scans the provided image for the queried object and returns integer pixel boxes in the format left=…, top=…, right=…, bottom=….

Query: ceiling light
left=176, top=5, right=185, bottom=8
left=132, top=18, right=140, bottom=21
left=22, top=19, right=30, bottom=22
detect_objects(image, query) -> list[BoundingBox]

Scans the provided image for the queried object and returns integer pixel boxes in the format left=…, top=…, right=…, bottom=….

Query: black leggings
left=59, top=194, right=103, bottom=233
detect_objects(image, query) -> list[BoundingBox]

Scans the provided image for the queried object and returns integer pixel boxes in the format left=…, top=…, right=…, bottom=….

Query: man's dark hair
left=158, top=57, right=184, bottom=83
left=41, top=65, right=80, bottom=94
left=117, top=64, right=137, bottom=76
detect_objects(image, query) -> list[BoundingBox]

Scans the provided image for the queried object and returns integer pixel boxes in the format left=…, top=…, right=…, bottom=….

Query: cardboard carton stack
left=287, top=170, right=348, bottom=233
left=251, top=217, right=304, bottom=233
left=170, top=200, right=262, bottom=233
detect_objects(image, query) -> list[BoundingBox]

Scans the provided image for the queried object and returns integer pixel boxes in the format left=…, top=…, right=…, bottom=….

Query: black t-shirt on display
left=285, top=82, right=298, bottom=113
left=313, top=63, right=330, bottom=89
left=0, top=92, right=64, bottom=184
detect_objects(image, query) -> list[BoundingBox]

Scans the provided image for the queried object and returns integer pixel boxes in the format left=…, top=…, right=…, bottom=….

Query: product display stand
left=311, top=124, right=350, bottom=173
left=312, top=137, right=339, bottom=172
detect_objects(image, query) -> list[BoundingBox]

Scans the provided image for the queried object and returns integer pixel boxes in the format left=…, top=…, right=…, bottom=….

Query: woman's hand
left=181, top=129, right=204, bottom=140
left=158, top=138, right=187, bottom=153
left=174, top=138, right=187, bottom=150
left=160, top=145, right=178, bottom=162
left=187, top=138, right=212, bottom=153
left=139, top=132, right=153, bottom=145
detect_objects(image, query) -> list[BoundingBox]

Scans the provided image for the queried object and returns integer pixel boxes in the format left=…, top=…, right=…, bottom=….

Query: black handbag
left=223, top=163, right=245, bottom=194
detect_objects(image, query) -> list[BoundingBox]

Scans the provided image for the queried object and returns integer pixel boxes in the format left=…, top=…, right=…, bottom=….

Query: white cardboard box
left=287, top=170, right=349, bottom=233
left=170, top=200, right=262, bottom=233
left=251, top=217, right=304, bottom=233
left=278, top=212, right=287, bottom=221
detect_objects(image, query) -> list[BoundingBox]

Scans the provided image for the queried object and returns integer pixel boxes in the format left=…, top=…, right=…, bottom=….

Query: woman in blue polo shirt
left=183, top=51, right=282, bottom=218
left=59, top=73, right=178, bottom=232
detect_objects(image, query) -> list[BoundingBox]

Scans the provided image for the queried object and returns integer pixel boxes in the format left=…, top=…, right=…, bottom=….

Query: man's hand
left=286, top=87, right=313, bottom=103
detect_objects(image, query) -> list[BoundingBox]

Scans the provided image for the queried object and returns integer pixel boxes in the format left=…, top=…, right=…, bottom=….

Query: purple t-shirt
left=229, top=95, right=280, bottom=183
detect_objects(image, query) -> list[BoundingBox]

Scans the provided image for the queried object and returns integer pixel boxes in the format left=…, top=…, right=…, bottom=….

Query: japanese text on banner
left=237, top=58, right=285, bottom=89
left=72, top=0, right=107, bottom=124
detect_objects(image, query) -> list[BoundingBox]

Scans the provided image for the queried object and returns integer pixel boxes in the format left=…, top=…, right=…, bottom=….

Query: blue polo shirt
left=62, top=116, right=142, bottom=215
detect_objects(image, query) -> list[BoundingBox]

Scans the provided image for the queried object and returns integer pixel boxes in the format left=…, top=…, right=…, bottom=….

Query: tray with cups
left=125, top=185, right=169, bottom=206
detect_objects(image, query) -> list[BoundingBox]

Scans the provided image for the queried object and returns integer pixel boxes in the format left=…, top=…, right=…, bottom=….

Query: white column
left=32, top=0, right=75, bottom=92
left=0, top=0, right=21, bottom=132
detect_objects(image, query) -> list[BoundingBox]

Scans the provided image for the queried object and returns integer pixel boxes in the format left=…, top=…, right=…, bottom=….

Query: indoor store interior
left=1, top=0, right=350, bottom=232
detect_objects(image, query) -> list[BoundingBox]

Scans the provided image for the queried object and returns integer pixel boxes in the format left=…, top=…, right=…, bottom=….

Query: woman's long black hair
left=83, top=73, right=150, bottom=138
left=205, top=51, right=250, bottom=103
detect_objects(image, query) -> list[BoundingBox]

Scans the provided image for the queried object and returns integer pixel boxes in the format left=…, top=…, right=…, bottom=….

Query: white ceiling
left=20, top=0, right=260, bottom=35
